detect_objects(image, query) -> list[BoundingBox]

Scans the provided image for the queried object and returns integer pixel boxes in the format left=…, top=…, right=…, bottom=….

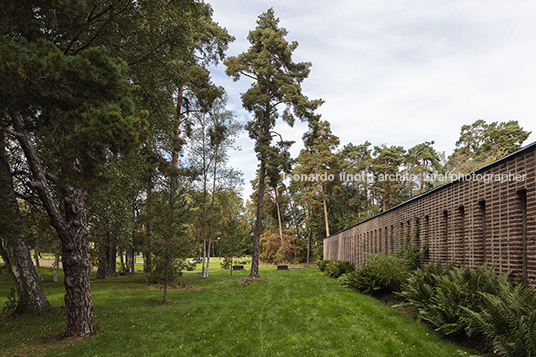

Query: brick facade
left=324, top=142, right=536, bottom=281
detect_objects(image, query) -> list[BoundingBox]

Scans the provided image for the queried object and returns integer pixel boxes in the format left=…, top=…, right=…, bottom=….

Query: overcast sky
left=207, top=0, right=536, bottom=200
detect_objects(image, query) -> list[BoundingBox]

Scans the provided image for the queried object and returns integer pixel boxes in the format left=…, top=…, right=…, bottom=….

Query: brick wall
left=324, top=142, right=536, bottom=281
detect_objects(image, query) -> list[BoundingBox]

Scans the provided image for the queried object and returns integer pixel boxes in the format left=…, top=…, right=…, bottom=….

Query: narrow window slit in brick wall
left=424, top=216, right=429, bottom=264
left=518, top=189, right=527, bottom=280
left=479, top=200, right=487, bottom=265
left=459, top=206, right=465, bottom=266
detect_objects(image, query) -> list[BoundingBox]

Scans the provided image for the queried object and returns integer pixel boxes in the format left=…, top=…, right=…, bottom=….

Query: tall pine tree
left=225, top=8, right=322, bottom=277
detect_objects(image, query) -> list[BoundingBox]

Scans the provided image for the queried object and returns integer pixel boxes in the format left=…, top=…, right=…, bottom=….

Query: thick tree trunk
left=58, top=186, right=94, bottom=337
left=250, top=159, right=265, bottom=278
left=11, top=114, right=93, bottom=336
left=0, top=130, right=50, bottom=314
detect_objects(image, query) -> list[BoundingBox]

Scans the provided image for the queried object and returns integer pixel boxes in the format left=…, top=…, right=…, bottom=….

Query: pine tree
left=225, top=8, right=322, bottom=277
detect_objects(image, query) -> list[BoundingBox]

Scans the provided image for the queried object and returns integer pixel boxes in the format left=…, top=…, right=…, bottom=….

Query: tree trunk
left=171, top=86, right=184, bottom=169
left=143, top=251, right=151, bottom=282
left=307, top=235, right=311, bottom=264
left=106, top=223, right=118, bottom=277
left=250, top=159, right=265, bottom=278
left=58, top=186, right=94, bottom=337
left=128, top=250, right=135, bottom=273
left=0, top=129, right=50, bottom=314
left=11, top=114, right=93, bottom=336
left=205, top=144, right=219, bottom=279
left=268, top=186, right=283, bottom=241
left=53, top=242, right=60, bottom=283
left=143, top=189, right=152, bottom=282
left=119, top=249, right=125, bottom=273
left=0, top=237, right=10, bottom=268
left=201, top=118, right=208, bottom=278
left=206, top=237, right=211, bottom=277
left=321, top=184, right=330, bottom=237
left=96, top=239, right=108, bottom=279
left=33, top=211, right=44, bottom=281
left=382, top=181, right=386, bottom=212
left=163, top=257, right=169, bottom=302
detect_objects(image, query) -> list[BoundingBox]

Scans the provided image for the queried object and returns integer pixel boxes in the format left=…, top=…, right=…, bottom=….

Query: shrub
left=399, top=263, right=506, bottom=336
left=397, top=262, right=452, bottom=311
left=324, top=260, right=354, bottom=278
left=463, top=279, right=536, bottom=357
left=260, top=228, right=301, bottom=264
left=317, top=259, right=330, bottom=272
left=341, top=253, right=409, bottom=294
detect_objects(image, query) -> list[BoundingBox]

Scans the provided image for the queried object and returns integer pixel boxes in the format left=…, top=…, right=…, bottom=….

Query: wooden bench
left=277, top=265, right=289, bottom=270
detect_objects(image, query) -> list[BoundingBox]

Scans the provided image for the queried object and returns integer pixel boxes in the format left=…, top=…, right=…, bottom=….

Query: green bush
left=340, top=253, right=409, bottom=295
left=148, top=259, right=195, bottom=284
left=463, top=279, right=536, bottom=357
left=399, top=263, right=507, bottom=336
left=397, top=262, right=452, bottom=311
left=317, top=259, right=330, bottom=272
left=324, top=260, right=354, bottom=278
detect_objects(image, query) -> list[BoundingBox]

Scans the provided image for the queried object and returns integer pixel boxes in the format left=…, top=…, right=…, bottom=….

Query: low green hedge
left=319, top=260, right=354, bottom=278
left=339, top=253, right=409, bottom=295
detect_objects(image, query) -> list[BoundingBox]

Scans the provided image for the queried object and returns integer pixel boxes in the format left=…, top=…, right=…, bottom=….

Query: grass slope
left=0, top=266, right=471, bottom=356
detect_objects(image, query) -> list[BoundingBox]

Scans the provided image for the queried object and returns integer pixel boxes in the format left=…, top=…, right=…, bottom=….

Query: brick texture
left=324, top=142, right=536, bottom=281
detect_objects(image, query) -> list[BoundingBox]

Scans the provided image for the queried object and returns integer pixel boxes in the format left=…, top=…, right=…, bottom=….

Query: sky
left=207, top=0, right=536, bottom=201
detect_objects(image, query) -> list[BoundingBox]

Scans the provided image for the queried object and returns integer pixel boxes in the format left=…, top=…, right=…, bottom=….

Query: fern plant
left=463, top=279, right=536, bottom=357
left=398, top=263, right=506, bottom=335
left=341, top=253, right=409, bottom=294
left=325, top=260, right=355, bottom=278
left=397, top=262, right=452, bottom=311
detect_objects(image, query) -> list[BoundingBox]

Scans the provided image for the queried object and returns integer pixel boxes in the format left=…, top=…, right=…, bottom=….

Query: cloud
left=209, top=0, right=536, bottom=200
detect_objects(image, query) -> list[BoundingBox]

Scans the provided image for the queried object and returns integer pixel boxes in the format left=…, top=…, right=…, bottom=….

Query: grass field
left=0, top=265, right=477, bottom=357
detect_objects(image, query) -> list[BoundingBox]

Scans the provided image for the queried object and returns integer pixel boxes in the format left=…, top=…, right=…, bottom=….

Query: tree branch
left=10, top=113, right=68, bottom=238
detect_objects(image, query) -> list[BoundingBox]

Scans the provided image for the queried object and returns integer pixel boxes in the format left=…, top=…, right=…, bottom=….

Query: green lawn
left=0, top=265, right=476, bottom=357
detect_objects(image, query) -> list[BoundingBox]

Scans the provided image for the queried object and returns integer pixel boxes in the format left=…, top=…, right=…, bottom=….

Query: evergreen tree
left=149, top=187, right=192, bottom=302
left=405, top=141, right=441, bottom=195
left=225, top=8, right=322, bottom=277
left=370, top=145, right=409, bottom=212
left=448, top=119, right=531, bottom=175
left=293, top=120, right=340, bottom=251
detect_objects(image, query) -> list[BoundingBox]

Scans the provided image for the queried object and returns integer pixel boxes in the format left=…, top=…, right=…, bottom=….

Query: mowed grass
left=0, top=265, right=471, bottom=357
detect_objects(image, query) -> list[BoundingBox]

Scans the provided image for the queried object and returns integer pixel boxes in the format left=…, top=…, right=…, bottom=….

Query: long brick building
left=324, top=141, right=536, bottom=281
